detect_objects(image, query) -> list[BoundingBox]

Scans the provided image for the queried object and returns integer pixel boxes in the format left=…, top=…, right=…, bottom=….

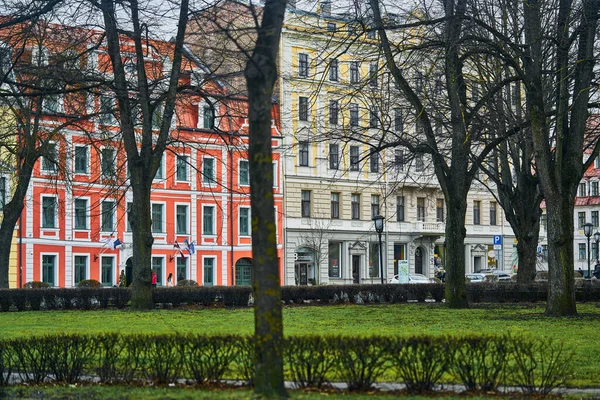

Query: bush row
left=0, top=334, right=572, bottom=394
left=2, top=282, right=600, bottom=311
left=0, top=333, right=571, bottom=395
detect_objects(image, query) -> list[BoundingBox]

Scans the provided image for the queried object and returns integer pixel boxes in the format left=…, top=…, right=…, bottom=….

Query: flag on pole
left=184, top=238, right=196, bottom=255
left=113, top=238, right=122, bottom=249
left=173, top=241, right=186, bottom=259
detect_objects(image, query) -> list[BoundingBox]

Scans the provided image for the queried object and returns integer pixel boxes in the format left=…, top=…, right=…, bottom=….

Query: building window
left=101, top=147, right=116, bottom=179
left=578, top=212, right=586, bottom=228
left=176, top=155, right=188, bottom=181
left=74, top=146, right=88, bottom=174
left=579, top=243, right=586, bottom=260
left=42, top=196, right=57, bottom=228
left=369, top=242, right=380, bottom=278
left=351, top=194, right=360, bottom=220
left=593, top=211, right=599, bottom=228
left=349, top=103, right=359, bottom=126
left=151, top=257, right=164, bottom=286
left=298, top=53, right=309, bottom=77
left=329, top=59, right=338, bottom=81
left=434, top=77, right=443, bottom=96
left=579, top=182, right=587, bottom=197
left=101, top=200, right=115, bottom=232
left=490, top=201, right=497, bottom=225
left=367, top=29, right=376, bottom=39
left=299, top=141, right=309, bottom=166
left=0, top=177, right=5, bottom=210
left=204, top=258, right=215, bottom=286
left=397, top=196, right=405, bottom=222
left=177, top=257, right=188, bottom=281
left=329, top=100, right=338, bottom=125
left=371, top=195, right=380, bottom=218
left=101, top=256, right=114, bottom=286
left=326, top=22, right=336, bottom=32
left=43, top=94, right=62, bottom=114
left=176, top=204, right=189, bottom=234
left=42, top=254, right=56, bottom=286
left=417, top=197, right=426, bottom=222
left=596, top=156, right=600, bottom=169
left=203, top=157, right=215, bottom=184
left=395, top=150, right=404, bottom=171
left=301, top=190, right=311, bottom=218
left=369, top=62, right=378, bottom=87
left=331, top=192, right=340, bottom=219
left=350, top=146, right=359, bottom=171
left=370, top=152, right=379, bottom=173
left=394, top=108, right=404, bottom=132
left=74, top=198, right=88, bottom=230
left=436, top=199, right=444, bottom=222
left=349, top=61, right=359, bottom=83
left=42, top=142, right=58, bottom=172
left=239, top=160, right=249, bottom=186
left=150, top=203, right=163, bottom=233
left=593, top=181, right=599, bottom=196
left=369, top=107, right=378, bottom=128
left=473, top=200, right=481, bottom=225
left=203, top=205, right=215, bottom=235
left=415, top=153, right=424, bottom=172
left=415, top=71, right=424, bottom=92
left=328, top=241, right=342, bottom=278
left=239, top=207, right=250, bottom=236
left=203, top=105, right=214, bottom=129
left=74, top=255, right=87, bottom=285
left=126, top=202, right=133, bottom=232
left=299, top=96, right=308, bottom=121
left=329, top=144, right=339, bottom=170
left=154, top=155, right=163, bottom=180
left=99, top=95, right=115, bottom=125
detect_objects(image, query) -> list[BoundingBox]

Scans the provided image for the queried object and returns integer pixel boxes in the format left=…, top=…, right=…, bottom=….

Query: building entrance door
left=415, top=248, right=423, bottom=274
left=352, top=255, right=360, bottom=284
left=296, top=263, right=309, bottom=285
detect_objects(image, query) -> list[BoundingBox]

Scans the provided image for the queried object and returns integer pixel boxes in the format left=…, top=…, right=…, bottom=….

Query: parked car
left=389, top=274, right=436, bottom=284
left=465, top=273, right=496, bottom=283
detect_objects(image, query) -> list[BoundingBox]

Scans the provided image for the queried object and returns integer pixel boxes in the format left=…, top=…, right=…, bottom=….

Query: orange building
left=9, top=25, right=283, bottom=287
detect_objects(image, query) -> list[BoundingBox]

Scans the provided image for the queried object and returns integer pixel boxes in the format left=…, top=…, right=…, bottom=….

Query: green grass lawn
left=1, top=303, right=599, bottom=387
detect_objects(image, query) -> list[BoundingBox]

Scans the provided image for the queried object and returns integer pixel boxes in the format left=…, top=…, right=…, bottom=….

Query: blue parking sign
left=493, top=235, right=503, bottom=246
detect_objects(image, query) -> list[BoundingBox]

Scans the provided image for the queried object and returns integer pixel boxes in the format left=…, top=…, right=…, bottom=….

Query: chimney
left=320, top=1, right=331, bottom=16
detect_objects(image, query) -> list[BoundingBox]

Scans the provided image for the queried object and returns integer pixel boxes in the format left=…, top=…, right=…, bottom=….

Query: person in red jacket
left=151, top=271, right=157, bottom=288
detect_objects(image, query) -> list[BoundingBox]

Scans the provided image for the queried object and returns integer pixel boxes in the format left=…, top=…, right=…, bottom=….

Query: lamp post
left=373, top=215, right=384, bottom=284
left=584, top=222, right=593, bottom=280
left=595, top=231, right=600, bottom=277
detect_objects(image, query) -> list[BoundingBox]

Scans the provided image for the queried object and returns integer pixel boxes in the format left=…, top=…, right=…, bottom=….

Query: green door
left=235, top=258, right=252, bottom=286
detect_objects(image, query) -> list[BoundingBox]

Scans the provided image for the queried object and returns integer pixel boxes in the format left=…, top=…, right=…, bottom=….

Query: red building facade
left=12, top=28, right=284, bottom=288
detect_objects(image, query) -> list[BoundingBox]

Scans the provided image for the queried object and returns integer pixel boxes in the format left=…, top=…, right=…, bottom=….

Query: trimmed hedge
left=0, top=333, right=573, bottom=394
left=1, top=281, right=600, bottom=311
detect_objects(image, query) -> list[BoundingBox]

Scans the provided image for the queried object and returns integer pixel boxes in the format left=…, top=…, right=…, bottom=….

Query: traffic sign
left=493, top=235, right=503, bottom=246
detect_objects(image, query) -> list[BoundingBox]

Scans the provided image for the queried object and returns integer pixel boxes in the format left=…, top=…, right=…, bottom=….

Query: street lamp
left=584, top=222, right=593, bottom=280
left=595, top=231, right=600, bottom=275
left=373, top=215, right=384, bottom=284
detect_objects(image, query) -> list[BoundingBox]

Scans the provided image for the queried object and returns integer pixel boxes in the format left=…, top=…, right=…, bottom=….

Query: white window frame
left=202, top=156, right=216, bottom=186
left=175, top=203, right=189, bottom=235
left=41, top=195, right=58, bottom=229
left=73, top=145, right=89, bottom=175
left=41, top=253, right=58, bottom=286
left=239, top=206, right=251, bottom=236
left=203, top=204, right=215, bottom=235
left=41, top=142, right=58, bottom=173
left=153, top=154, right=164, bottom=181
left=73, top=197, right=89, bottom=230
left=203, top=256, right=216, bottom=286
left=151, top=202, right=165, bottom=233
left=100, top=199, right=116, bottom=233
left=176, top=155, right=189, bottom=182
left=101, top=255, right=115, bottom=286
left=73, top=254, right=89, bottom=286
left=239, top=159, right=250, bottom=186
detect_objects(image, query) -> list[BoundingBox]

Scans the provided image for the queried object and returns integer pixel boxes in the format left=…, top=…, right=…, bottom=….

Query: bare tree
left=98, top=0, right=190, bottom=309
left=245, top=0, right=288, bottom=396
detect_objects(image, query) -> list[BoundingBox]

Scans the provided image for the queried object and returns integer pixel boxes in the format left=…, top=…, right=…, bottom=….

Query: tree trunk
left=544, top=196, right=577, bottom=316
left=515, top=218, right=540, bottom=284
left=128, top=177, right=154, bottom=310
left=444, top=189, right=468, bottom=308
left=0, top=203, right=23, bottom=288
left=244, top=0, right=287, bottom=397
